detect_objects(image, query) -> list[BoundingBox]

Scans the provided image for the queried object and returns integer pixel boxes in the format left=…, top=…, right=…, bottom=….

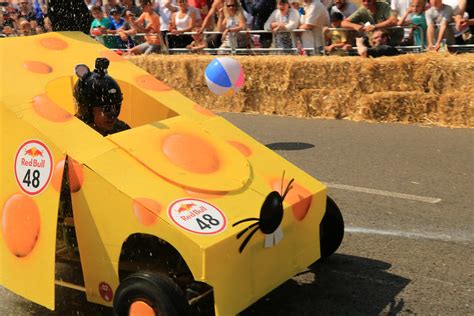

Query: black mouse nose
left=259, top=191, right=284, bottom=234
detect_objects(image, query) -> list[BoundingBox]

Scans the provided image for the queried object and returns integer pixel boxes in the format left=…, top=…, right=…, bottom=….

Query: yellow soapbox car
left=0, top=32, right=344, bottom=315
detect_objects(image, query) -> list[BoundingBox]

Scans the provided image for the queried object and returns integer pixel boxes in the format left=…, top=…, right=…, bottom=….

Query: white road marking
left=326, top=182, right=442, bottom=204
left=345, top=226, right=473, bottom=243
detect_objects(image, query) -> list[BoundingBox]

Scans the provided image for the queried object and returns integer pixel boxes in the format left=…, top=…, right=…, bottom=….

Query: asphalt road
left=1, top=113, right=473, bottom=315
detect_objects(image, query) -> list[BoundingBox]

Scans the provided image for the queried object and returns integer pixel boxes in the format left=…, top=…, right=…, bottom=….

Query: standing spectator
left=264, top=0, right=300, bottom=54
left=90, top=5, right=110, bottom=35
left=392, top=0, right=419, bottom=45
left=356, top=29, right=401, bottom=57
left=241, top=0, right=276, bottom=48
left=129, top=0, right=162, bottom=54
left=103, top=0, right=124, bottom=17
left=121, top=0, right=142, bottom=17
left=299, top=0, right=330, bottom=55
left=330, top=0, right=358, bottom=18
left=341, top=0, right=402, bottom=45
left=325, top=11, right=352, bottom=54
left=188, top=0, right=209, bottom=21
left=454, top=0, right=474, bottom=44
left=218, top=0, right=247, bottom=53
left=443, top=0, right=468, bottom=45
left=425, top=0, right=454, bottom=51
left=155, top=0, right=178, bottom=46
left=107, top=7, right=136, bottom=49
left=397, top=0, right=427, bottom=48
left=168, top=0, right=196, bottom=49
left=290, top=0, right=305, bottom=16
left=18, top=0, right=38, bottom=28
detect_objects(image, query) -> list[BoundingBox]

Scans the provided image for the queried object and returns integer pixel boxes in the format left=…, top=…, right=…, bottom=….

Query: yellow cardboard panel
left=0, top=107, right=63, bottom=310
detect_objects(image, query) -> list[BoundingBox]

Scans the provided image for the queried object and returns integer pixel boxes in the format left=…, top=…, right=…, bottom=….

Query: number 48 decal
left=22, top=169, right=41, bottom=188
left=196, top=214, right=220, bottom=230
left=169, top=199, right=227, bottom=235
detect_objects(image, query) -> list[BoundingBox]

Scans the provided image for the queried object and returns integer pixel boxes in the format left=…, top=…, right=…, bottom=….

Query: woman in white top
left=264, top=0, right=300, bottom=53
left=169, top=0, right=196, bottom=48
left=217, top=0, right=247, bottom=53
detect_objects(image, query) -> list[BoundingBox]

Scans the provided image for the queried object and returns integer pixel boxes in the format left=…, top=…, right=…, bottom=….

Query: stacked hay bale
left=128, top=53, right=474, bottom=127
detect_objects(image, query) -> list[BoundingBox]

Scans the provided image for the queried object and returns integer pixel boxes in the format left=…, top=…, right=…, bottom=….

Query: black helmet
left=73, top=58, right=123, bottom=123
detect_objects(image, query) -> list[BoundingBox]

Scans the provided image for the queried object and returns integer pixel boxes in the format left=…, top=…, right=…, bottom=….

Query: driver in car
left=73, top=57, right=131, bottom=136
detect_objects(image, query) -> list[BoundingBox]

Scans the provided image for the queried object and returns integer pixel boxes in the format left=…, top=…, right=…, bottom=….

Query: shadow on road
left=241, top=253, right=411, bottom=315
left=266, top=142, right=315, bottom=151
left=3, top=254, right=409, bottom=316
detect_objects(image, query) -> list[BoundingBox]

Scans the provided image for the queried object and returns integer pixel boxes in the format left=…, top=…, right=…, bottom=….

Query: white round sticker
left=14, top=140, right=53, bottom=195
left=168, top=199, right=227, bottom=235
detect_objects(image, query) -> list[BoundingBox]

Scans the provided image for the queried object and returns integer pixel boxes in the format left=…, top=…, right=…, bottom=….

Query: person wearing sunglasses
left=217, top=0, right=247, bottom=53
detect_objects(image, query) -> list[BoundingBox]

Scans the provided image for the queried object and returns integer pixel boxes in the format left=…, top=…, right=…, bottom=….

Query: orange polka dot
left=51, top=159, right=84, bottom=193
left=135, top=75, right=172, bottom=91
left=184, top=188, right=227, bottom=199
left=132, top=198, right=161, bottom=226
left=228, top=140, right=252, bottom=157
left=2, top=194, right=40, bottom=257
left=100, top=50, right=126, bottom=62
left=194, top=104, right=216, bottom=117
left=39, top=37, right=68, bottom=50
left=33, top=94, right=73, bottom=123
left=162, top=133, right=220, bottom=174
left=23, top=61, right=53, bottom=74
left=271, top=179, right=312, bottom=221
left=130, top=301, right=156, bottom=316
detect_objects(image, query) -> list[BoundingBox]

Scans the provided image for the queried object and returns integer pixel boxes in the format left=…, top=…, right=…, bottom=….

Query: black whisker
left=237, top=222, right=260, bottom=239
left=281, top=178, right=295, bottom=201
left=239, top=226, right=260, bottom=253
left=232, top=217, right=259, bottom=227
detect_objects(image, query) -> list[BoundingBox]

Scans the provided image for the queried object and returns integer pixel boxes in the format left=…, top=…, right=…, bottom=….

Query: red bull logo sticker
left=98, top=282, right=113, bottom=302
left=168, top=198, right=227, bottom=235
left=15, top=140, right=53, bottom=195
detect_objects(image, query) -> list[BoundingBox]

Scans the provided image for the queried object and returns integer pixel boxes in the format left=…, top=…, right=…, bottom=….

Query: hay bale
left=354, top=91, right=439, bottom=124
left=127, top=53, right=474, bottom=128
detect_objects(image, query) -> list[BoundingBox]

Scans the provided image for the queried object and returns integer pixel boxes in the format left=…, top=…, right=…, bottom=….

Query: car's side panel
left=0, top=106, right=64, bottom=310
left=71, top=155, right=204, bottom=306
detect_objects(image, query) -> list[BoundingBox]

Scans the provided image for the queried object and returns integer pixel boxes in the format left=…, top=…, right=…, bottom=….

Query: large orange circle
left=23, top=61, right=53, bottom=74
left=51, top=159, right=84, bottom=193
left=2, top=194, right=41, bottom=257
left=135, top=75, right=172, bottom=91
left=39, top=37, right=68, bottom=50
left=129, top=300, right=156, bottom=316
left=132, top=198, right=161, bottom=226
left=271, top=179, right=312, bottom=221
left=33, top=94, right=73, bottom=123
left=162, top=133, right=220, bottom=174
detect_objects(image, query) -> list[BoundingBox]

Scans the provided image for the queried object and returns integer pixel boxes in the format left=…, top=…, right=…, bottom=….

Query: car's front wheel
left=319, top=196, right=344, bottom=259
left=113, top=272, right=189, bottom=316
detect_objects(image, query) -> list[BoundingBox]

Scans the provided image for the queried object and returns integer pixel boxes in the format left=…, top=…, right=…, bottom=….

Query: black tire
left=319, top=196, right=344, bottom=259
left=113, top=272, right=190, bottom=316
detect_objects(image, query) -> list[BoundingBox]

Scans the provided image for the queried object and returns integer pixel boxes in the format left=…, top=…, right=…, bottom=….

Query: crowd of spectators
left=1, top=0, right=473, bottom=57
left=0, top=0, right=52, bottom=37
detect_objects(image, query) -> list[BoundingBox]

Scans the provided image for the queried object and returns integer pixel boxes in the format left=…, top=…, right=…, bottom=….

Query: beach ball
left=205, top=57, right=244, bottom=96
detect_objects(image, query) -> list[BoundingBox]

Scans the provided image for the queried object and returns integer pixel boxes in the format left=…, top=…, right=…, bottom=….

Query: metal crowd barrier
left=91, top=23, right=474, bottom=55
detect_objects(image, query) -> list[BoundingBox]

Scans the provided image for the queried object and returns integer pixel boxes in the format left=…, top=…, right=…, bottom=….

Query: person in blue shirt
left=107, top=8, right=135, bottom=49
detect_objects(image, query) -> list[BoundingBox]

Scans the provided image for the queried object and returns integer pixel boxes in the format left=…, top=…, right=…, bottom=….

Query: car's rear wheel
left=113, top=272, right=190, bottom=316
left=319, top=196, right=344, bottom=259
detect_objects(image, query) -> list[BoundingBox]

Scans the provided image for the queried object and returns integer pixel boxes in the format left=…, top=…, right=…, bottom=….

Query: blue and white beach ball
left=205, top=57, right=244, bottom=96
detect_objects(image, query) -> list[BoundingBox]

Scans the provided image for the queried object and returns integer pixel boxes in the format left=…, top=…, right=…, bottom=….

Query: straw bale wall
left=128, top=53, right=474, bottom=128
